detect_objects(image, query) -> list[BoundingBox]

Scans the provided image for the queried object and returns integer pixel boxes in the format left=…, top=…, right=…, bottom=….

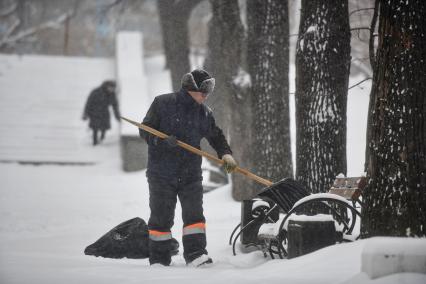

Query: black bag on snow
left=84, top=217, right=179, bottom=259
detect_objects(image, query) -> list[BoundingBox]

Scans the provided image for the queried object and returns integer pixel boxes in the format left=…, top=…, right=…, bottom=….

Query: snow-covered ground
left=1, top=155, right=425, bottom=284
left=1, top=53, right=425, bottom=284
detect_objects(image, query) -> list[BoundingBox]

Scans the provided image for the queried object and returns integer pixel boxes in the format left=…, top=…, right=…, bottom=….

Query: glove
left=164, top=135, right=178, bottom=148
left=222, top=154, right=237, bottom=173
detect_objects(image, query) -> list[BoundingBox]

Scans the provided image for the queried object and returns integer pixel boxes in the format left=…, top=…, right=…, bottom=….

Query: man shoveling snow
left=139, top=69, right=238, bottom=267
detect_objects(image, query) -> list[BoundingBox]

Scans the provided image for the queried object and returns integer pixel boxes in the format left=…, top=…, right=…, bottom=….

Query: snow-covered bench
left=230, top=176, right=367, bottom=258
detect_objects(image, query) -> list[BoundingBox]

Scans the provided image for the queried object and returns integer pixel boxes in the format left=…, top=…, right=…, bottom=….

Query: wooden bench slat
left=329, top=176, right=367, bottom=200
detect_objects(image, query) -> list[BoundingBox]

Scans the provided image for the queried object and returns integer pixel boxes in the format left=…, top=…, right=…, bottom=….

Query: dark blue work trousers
left=147, top=175, right=207, bottom=265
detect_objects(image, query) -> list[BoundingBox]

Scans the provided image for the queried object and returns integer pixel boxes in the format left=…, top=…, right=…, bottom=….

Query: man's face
left=188, top=91, right=208, bottom=104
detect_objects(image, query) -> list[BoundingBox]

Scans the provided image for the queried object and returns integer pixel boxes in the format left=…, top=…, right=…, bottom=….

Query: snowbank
left=361, top=237, right=426, bottom=279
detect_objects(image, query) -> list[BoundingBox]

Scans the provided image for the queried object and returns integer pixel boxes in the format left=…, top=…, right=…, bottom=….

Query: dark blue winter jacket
left=140, top=89, right=232, bottom=181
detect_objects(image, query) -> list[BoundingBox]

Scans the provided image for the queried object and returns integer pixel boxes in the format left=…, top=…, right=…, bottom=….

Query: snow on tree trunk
left=157, top=0, right=201, bottom=90
left=295, top=0, right=350, bottom=193
left=202, top=0, right=249, bottom=200
left=247, top=0, right=293, bottom=187
left=362, top=0, right=426, bottom=237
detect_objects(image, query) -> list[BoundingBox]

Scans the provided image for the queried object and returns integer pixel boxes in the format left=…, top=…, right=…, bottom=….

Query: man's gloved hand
left=222, top=154, right=237, bottom=173
left=164, top=135, right=178, bottom=148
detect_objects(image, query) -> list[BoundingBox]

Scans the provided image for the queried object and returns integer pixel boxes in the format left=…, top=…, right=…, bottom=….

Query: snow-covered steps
left=0, top=54, right=116, bottom=164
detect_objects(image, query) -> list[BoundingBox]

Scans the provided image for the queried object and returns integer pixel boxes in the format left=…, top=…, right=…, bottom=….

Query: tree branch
left=1, top=17, right=20, bottom=41
left=348, top=77, right=372, bottom=90
left=100, top=0, right=127, bottom=17
left=292, top=77, right=373, bottom=95
left=0, top=2, right=17, bottom=17
left=369, top=0, right=379, bottom=70
left=0, top=11, right=74, bottom=49
left=349, top=8, right=375, bottom=17
left=350, top=27, right=371, bottom=32
left=103, top=0, right=124, bottom=10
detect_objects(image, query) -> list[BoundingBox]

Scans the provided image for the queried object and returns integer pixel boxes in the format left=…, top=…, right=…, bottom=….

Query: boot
left=100, top=129, right=106, bottom=141
left=186, top=254, right=213, bottom=267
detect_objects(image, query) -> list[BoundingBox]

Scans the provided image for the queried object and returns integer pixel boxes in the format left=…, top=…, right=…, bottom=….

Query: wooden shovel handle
left=121, top=116, right=273, bottom=187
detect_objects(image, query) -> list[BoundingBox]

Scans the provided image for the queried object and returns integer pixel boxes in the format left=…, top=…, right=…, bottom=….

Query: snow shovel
left=121, top=116, right=308, bottom=207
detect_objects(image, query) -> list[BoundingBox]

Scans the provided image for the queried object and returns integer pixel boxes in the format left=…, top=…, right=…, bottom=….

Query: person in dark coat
left=140, top=69, right=237, bottom=267
left=83, top=80, right=120, bottom=145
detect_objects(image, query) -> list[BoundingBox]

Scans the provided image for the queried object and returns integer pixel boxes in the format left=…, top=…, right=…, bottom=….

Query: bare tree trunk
left=230, top=76, right=255, bottom=200
left=157, top=0, right=202, bottom=90
left=247, top=0, right=292, bottom=195
left=362, top=0, right=426, bottom=237
left=202, top=0, right=248, bottom=200
left=204, top=0, right=243, bottom=134
left=295, top=0, right=351, bottom=193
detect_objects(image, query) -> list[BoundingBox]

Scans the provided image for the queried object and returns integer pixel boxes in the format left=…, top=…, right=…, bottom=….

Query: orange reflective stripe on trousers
left=149, top=230, right=172, bottom=241
left=183, top=222, right=206, bottom=236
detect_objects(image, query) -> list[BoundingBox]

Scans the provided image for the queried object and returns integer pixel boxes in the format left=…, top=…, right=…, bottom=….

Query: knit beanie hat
left=181, top=69, right=215, bottom=95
